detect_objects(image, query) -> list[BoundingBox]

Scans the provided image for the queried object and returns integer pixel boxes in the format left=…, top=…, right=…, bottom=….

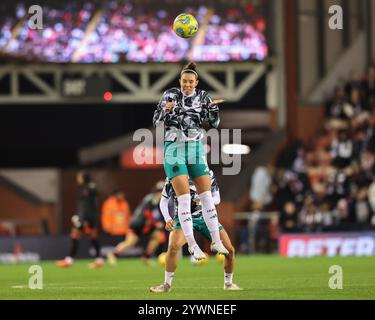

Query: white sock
left=224, top=272, right=233, bottom=284
left=165, top=271, right=174, bottom=286
left=177, top=194, right=197, bottom=248
left=199, top=191, right=221, bottom=243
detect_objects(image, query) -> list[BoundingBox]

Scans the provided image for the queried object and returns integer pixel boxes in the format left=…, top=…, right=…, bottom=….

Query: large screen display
left=0, top=0, right=268, bottom=63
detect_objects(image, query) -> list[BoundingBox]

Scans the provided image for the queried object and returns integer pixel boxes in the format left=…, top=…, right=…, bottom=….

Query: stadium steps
left=0, top=11, right=28, bottom=53
left=306, top=32, right=367, bottom=103
left=187, top=7, right=213, bottom=60
left=0, top=175, right=55, bottom=235
left=71, top=7, right=104, bottom=62
left=0, top=174, right=48, bottom=205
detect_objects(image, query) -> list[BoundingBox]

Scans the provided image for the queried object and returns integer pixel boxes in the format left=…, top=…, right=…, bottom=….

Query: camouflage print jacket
left=153, top=88, right=220, bottom=142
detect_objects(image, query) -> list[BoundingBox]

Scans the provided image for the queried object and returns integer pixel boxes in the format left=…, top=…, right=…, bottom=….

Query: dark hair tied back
left=180, top=61, right=198, bottom=78
left=183, top=62, right=197, bottom=71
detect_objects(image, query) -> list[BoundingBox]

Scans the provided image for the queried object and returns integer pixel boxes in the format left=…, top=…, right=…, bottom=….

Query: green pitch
left=0, top=255, right=374, bottom=300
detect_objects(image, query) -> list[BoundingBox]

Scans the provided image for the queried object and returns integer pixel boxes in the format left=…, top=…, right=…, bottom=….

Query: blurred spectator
left=330, top=130, right=353, bottom=168
left=286, top=171, right=310, bottom=208
left=345, top=70, right=362, bottom=96
left=299, top=198, right=322, bottom=233
left=358, top=151, right=375, bottom=183
left=346, top=88, right=369, bottom=119
left=352, top=126, right=367, bottom=159
left=325, top=87, right=349, bottom=120
left=275, top=140, right=304, bottom=169
left=326, top=168, right=351, bottom=209
left=250, top=166, right=273, bottom=210
left=369, top=178, right=375, bottom=218
left=101, top=190, right=132, bottom=236
left=349, top=185, right=374, bottom=229
left=364, top=117, right=375, bottom=153
left=333, top=198, right=354, bottom=230
left=292, top=147, right=307, bottom=174
left=318, top=200, right=339, bottom=230
left=362, top=67, right=375, bottom=107
left=279, top=201, right=299, bottom=232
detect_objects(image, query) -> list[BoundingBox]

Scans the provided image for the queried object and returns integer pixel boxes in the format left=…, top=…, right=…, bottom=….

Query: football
left=158, top=252, right=167, bottom=266
left=216, top=253, right=225, bottom=264
left=173, top=13, right=199, bottom=38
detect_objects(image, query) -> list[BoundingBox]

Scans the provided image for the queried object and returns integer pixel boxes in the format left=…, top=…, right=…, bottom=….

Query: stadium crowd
left=0, top=0, right=268, bottom=63
left=252, top=68, right=375, bottom=235
left=195, top=1, right=268, bottom=61
left=1, top=2, right=95, bottom=62
left=80, top=1, right=196, bottom=63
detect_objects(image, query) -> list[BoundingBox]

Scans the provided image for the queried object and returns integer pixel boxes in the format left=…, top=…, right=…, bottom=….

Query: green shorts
left=164, top=140, right=209, bottom=180
left=173, top=215, right=224, bottom=241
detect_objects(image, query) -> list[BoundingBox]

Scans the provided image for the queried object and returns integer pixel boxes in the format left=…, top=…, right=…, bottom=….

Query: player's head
left=151, top=180, right=163, bottom=203
left=179, top=61, right=199, bottom=96
left=153, top=180, right=164, bottom=193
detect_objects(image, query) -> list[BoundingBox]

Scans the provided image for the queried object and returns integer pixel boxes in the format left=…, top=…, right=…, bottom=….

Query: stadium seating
left=0, top=0, right=268, bottom=63
left=271, top=68, right=375, bottom=233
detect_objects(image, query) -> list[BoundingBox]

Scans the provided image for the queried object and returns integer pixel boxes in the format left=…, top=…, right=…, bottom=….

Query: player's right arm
left=153, top=90, right=175, bottom=127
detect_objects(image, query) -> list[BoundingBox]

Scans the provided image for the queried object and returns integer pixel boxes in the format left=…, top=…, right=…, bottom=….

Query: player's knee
left=152, top=231, right=161, bottom=240
left=168, top=243, right=180, bottom=256
left=227, top=245, right=235, bottom=258
left=129, top=234, right=139, bottom=244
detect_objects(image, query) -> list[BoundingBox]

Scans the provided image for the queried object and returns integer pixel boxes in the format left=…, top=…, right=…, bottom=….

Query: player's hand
left=164, top=102, right=175, bottom=112
left=209, top=99, right=225, bottom=108
left=165, top=219, right=174, bottom=231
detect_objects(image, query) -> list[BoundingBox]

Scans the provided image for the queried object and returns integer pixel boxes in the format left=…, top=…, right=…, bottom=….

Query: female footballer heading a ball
left=153, top=61, right=228, bottom=260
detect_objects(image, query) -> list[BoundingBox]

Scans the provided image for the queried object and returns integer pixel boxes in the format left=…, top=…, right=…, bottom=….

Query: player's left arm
left=204, top=92, right=223, bottom=128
